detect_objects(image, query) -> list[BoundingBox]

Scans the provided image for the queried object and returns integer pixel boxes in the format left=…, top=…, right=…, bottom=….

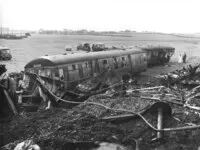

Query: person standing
left=182, top=52, right=187, bottom=63
left=16, top=77, right=24, bottom=104
left=178, top=54, right=183, bottom=63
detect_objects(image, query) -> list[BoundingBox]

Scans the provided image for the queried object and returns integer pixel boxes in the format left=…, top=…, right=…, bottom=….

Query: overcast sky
left=0, top=0, right=200, bottom=33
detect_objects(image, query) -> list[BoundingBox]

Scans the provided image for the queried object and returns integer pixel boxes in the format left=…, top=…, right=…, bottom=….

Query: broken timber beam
left=157, top=108, right=163, bottom=139
left=3, top=89, right=18, bottom=115
left=126, top=86, right=164, bottom=92
left=101, top=104, right=152, bottom=122
left=140, top=96, right=184, bottom=105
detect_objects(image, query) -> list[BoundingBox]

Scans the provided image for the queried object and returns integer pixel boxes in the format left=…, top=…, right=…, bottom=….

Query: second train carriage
left=140, top=45, right=175, bottom=67
left=24, top=47, right=147, bottom=96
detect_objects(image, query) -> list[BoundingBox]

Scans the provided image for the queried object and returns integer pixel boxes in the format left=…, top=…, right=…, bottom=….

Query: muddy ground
left=1, top=61, right=200, bottom=150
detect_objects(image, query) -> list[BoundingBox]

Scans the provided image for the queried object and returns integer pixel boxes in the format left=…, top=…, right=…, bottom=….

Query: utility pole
left=0, top=26, right=2, bottom=36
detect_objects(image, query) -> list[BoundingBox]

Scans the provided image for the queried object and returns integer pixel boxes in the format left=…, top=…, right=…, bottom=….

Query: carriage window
left=55, top=72, right=59, bottom=77
left=121, top=56, right=127, bottom=68
left=38, top=70, right=43, bottom=76
left=59, top=68, right=64, bottom=80
left=68, top=64, right=80, bottom=81
left=82, top=61, right=92, bottom=77
left=103, top=60, right=108, bottom=64
left=139, top=56, right=142, bottom=64
left=38, top=70, right=45, bottom=77
left=102, top=59, right=109, bottom=71
left=85, top=62, right=88, bottom=68
left=38, top=69, right=51, bottom=77
left=68, top=72, right=76, bottom=81
left=82, top=61, right=92, bottom=69
left=153, top=51, right=158, bottom=56
left=72, top=64, right=76, bottom=70
left=29, top=69, right=36, bottom=74
left=143, top=54, right=147, bottom=61
left=93, top=60, right=100, bottom=74
left=53, top=70, right=59, bottom=80
left=47, top=69, right=51, bottom=77
left=78, top=64, right=84, bottom=78
left=113, top=57, right=118, bottom=69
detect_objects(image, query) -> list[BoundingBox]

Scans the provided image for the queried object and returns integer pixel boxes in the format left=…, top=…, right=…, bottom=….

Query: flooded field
left=0, top=33, right=200, bottom=72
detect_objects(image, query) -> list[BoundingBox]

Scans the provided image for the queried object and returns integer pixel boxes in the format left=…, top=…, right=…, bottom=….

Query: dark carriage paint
left=24, top=45, right=175, bottom=92
left=25, top=48, right=147, bottom=91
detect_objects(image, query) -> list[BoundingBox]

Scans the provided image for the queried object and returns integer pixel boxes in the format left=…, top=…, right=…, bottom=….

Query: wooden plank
left=126, top=86, right=164, bottom=93
left=157, top=108, right=163, bottom=138
left=3, top=89, right=18, bottom=115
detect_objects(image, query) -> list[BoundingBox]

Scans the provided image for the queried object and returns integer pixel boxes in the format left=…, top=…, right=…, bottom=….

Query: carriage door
left=58, top=68, right=65, bottom=91
left=128, top=55, right=133, bottom=74
left=88, top=60, right=93, bottom=76
left=78, top=64, right=84, bottom=79
left=63, top=66, right=68, bottom=90
left=92, top=60, right=100, bottom=76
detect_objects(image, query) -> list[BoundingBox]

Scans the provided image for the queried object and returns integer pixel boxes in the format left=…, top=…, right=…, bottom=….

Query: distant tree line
left=38, top=29, right=136, bottom=35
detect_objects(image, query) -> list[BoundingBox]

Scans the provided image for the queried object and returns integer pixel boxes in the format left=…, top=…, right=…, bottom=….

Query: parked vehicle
left=65, top=45, right=72, bottom=51
left=92, top=43, right=106, bottom=51
left=0, top=46, right=12, bottom=60
left=77, top=43, right=91, bottom=52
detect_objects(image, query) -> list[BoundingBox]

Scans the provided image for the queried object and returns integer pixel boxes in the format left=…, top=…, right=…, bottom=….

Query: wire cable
left=27, top=72, right=200, bottom=132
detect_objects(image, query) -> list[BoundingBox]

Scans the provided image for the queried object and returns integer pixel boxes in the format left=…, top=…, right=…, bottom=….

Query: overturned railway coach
left=24, top=48, right=147, bottom=93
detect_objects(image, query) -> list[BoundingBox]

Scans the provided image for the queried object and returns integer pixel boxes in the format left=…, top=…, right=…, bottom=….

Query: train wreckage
left=3, top=45, right=200, bottom=149
left=0, top=45, right=175, bottom=114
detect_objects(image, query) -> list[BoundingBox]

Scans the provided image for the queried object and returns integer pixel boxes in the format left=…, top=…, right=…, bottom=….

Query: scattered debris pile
left=158, top=64, right=200, bottom=87
left=2, top=64, right=200, bottom=149
left=76, top=69, right=121, bottom=94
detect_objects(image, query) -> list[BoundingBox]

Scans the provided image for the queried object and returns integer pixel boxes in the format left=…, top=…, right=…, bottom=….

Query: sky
left=0, top=0, right=200, bottom=33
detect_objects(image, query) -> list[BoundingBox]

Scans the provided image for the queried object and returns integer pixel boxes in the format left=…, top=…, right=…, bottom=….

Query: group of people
left=178, top=52, right=187, bottom=63
left=0, top=65, right=27, bottom=107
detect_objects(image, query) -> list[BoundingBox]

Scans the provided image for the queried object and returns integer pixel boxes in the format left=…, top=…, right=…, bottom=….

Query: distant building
left=0, top=27, right=10, bottom=35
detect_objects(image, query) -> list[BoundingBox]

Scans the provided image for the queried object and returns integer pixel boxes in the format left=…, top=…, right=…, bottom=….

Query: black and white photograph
left=1, top=0, right=200, bottom=149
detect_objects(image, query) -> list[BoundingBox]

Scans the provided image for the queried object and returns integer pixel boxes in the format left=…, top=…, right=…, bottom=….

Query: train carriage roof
left=25, top=48, right=145, bottom=68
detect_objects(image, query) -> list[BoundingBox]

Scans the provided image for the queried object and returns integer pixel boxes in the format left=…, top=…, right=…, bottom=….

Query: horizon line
left=1, top=26, right=200, bottom=35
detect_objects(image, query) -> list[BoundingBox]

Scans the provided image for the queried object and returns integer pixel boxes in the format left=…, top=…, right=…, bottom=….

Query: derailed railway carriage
left=25, top=48, right=147, bottom=93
